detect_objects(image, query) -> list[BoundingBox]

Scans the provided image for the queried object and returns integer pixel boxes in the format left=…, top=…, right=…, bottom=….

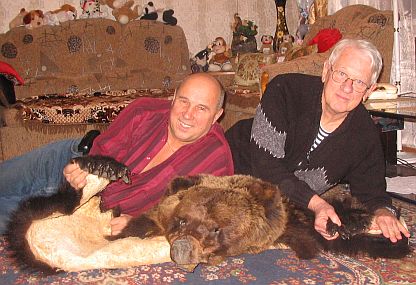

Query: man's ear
left=172, top=90, right=177, bottom=105
left=322, top=60, right=330, bottom=83
left=213, top=108, right=223, bottom=124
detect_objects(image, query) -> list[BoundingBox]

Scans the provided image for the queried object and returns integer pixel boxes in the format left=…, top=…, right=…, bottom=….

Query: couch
left=261, top=5, right=394, bottom=91
left=0, top=18, right=190, bottom=161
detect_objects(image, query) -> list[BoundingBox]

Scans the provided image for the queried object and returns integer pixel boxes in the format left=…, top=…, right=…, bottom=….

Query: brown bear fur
left=114, top=175, right=289, bottom=269
left=113, top=175, right=411, bottom=270
left=6, top=157, right=410, bottom=273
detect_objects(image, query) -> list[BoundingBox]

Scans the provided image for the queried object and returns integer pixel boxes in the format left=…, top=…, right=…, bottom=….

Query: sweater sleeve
left=249, top=75, right=317, bottom=208
left=346, top=124, right=392, bottom=212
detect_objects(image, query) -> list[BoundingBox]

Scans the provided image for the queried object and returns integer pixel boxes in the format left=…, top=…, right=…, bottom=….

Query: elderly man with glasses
left=226, top=38, right=410, bottom=243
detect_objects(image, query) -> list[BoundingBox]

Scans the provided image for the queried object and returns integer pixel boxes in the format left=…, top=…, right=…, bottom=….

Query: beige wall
left=0, top=0, right=295, bottom=56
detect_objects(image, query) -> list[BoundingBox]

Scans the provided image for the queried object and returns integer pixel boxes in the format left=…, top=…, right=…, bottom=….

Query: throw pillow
left=234, top=53, right=271, bottom=86
left=308, top=28, right=342, bottom=53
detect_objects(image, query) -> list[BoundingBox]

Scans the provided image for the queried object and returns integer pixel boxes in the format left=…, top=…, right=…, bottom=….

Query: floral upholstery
left=234, top=53, right=276, bottom=86
left=18, top=89, right=174, bottom=125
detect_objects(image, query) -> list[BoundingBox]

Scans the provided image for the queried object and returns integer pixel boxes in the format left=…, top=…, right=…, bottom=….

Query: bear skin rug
left=5, top=155, right=411, bottom=274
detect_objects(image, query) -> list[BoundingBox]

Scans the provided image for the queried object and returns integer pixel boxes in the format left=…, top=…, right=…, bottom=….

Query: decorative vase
left=273, top=0, right=289, bottom=52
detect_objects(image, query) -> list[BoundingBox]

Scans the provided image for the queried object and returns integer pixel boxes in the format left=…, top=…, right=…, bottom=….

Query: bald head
left=176, top=73, right=225, bottom=110
left=169, top=73, right=225, bottom=145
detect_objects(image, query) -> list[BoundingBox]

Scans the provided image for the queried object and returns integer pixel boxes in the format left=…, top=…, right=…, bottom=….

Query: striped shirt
left=90, top=98, right=234, bottom=216
left=309, top=124, right=331, bottom=153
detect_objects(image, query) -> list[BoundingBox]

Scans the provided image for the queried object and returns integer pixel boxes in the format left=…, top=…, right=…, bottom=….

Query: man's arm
left=110, top=214, right=133, bottom=235
left=249, top=75, right=317, bottom=208
left=372, top=208, right=410, bottom=242
left=250, top=120, right=340, bottom=240
left=63, top=162, right=89, bottom=190
left=346, top=128, right=410, bottom=242
left=63, top=99, right=159, bottom=189
left=308, top=194, right=342, bottom=240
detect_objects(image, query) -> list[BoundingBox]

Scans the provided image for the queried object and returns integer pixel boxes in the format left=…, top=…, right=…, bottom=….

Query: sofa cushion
left=284, top=44, right=318, bottom=61
left=234, top=53, right=276, bottom=86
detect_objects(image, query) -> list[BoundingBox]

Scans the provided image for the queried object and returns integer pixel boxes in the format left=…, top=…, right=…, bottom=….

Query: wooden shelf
left=207, top=71, right=235, bottom=76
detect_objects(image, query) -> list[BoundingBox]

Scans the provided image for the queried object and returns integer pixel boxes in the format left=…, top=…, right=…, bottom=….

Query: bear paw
left=72, top=155, right=131, bottom=184
left=326, top=221, right=352, bottom=240
left=326, top=219, right=370, bottom=240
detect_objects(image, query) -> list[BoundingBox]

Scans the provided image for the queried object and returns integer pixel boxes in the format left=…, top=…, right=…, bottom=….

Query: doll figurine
left=208, top=37, right=233, bottom=72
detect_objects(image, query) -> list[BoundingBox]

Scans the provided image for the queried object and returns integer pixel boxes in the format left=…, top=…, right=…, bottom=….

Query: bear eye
left=179, top=219, right=186, bottom=227
left=210, top=227, right=220, bottom=236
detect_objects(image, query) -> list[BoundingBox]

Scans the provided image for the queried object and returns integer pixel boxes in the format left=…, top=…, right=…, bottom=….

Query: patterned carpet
left=0, top=198, right=415, bottom=285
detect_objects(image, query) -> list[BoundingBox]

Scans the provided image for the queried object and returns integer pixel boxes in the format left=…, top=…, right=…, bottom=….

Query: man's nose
left=341, top=78, right=354, bottom=93
left=182, top=106, right=194, bottom=119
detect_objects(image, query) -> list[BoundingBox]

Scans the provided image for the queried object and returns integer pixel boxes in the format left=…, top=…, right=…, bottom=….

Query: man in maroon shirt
left=63, top=73, right=234, bottom=235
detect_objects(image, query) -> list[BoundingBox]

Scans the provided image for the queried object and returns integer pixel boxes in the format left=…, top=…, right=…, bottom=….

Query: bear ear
left=246, top=178, right=281, bottom=203
left=166, top=176, right=202, bottom=196
left=245, top=178, right=283, bottom=219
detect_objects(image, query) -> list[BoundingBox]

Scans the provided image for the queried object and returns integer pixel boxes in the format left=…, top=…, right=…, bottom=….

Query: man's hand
left=372, top=208, right=410, bottom=243
left=63, top=161, right=89, bottom=190
left=308, top=195, right=342, bottom=240
left=110, top=214, right=133, bottom=236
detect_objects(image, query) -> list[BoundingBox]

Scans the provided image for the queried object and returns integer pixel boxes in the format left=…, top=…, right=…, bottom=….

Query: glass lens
left=331, top=69, right=368, bottom=93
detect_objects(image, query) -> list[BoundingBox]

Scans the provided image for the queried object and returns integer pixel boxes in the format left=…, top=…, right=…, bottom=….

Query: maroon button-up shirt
left=90, top=97, right=234, bottom=216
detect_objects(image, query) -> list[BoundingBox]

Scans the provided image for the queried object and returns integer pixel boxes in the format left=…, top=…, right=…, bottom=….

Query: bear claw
left=72, top=155, right=131, bottom=183
left=326, top=221, right=352, bottom=240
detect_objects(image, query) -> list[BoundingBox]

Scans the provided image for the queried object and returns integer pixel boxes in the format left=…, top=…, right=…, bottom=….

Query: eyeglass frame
left=329, top=66, right=370, bottom=93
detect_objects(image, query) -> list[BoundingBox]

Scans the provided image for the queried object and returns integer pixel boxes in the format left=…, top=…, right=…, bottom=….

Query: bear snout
left=171, top=238, right=192, bottom=262
left=170, top=237, right=204, bottom=271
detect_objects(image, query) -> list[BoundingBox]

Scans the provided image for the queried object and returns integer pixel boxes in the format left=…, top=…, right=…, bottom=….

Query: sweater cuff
left=366, top=200, right=393, bottom=213
left=381, top=205, right=400, bottom=218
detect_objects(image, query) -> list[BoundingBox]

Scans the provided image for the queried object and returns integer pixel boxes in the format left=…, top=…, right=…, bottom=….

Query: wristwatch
left=383, top=205, right=400, bottom=219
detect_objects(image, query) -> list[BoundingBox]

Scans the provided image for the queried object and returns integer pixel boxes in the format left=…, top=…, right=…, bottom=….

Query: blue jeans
left=0, top=138, right=82, bottom=234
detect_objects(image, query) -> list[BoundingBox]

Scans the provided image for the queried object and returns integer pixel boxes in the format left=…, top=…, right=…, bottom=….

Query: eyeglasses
left=330, top=66, right=370, bottom=93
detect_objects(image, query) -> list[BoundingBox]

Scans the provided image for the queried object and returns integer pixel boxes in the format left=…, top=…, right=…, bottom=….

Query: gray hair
left=328, top=39, right=383, bottom=84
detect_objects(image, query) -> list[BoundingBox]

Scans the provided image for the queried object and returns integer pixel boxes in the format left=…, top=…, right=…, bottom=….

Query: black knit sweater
left=226, top=73, right=392, bottom=212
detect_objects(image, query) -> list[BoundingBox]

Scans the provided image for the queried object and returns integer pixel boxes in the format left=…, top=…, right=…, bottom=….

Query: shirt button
left=146, top=156, right=151, bottom=160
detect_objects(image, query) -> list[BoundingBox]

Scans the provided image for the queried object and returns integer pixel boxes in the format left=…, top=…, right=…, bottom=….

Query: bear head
left=155, top=175, right=289, bottom=271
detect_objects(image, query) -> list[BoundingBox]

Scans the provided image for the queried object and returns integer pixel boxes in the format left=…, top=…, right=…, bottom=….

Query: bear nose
left=171, top=238, right=192, bottom=264
left=171, top=238, right=199, bottom=272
